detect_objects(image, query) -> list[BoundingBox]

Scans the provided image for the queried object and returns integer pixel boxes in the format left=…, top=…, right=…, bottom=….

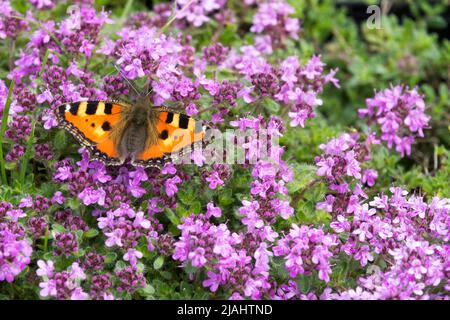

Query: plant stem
left=10, top=15, right=66, bottom=54
left=120, top=0, right=134, bottom=22
left=0, top=79, right=15, bottom=186
left=44, top=226, right=49, bottom=253
left=157, top=0, right=196, bottom=36
left=9, top=39, right=15, bottom=70
left=19, top=120, right=36, bottom=187
left=291, top=178, right=320, bottom=205
left=198, top=105, right=217, bottom=115
left=39, top=49, right=50, bottom=77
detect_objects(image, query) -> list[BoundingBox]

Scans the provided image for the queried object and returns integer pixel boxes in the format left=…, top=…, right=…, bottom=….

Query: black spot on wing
left=102, top=121, right=111, bottom=131
left=91, top=123, right=95, bottom=128
left=165, top=112, right=174, bottom=124
left=179, top=114, right=189, bottom=129
left=159, top=129, right=168, bottom=140
left=58, top=105, right=66, bottom=117
left=86, top=102, right=98, bottom=115
left=69, top=103, right=79, bottom=116
left=104, top=103, right=113, bottom=114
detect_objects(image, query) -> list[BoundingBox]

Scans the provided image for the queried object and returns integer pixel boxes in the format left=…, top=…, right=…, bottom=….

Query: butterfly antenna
left=114, top=63, right=141, bottom=96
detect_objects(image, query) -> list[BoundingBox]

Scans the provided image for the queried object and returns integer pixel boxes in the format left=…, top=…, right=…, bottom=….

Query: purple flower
left=78, top=187, right=106, bottom=206
left=0, top=222, right=33, bottom=283
left=239, top=200, right=264, bottom=231
left=29, top=0, right=55, bottom=10
left=206, top=202, right=222, bottom=218
left=51, top=191, right=65, bottom=205
left=205, top=171, right=224, bottom=189
left=188, top=247, right=207, bottom=267
left=359, top=86, right=429, bottom=156
left=362, top=169, right=378, bottom=187
left=164, top=175, right=182, bottom=197
left=123, top=248, right=143, bottom=268
left=39, top=279, right=57, bottom=297
left=203, top=271, right=221, bottom=292
left=250, top=1, right=300, bottom=42
left=105, top=229, right=124, bottom=247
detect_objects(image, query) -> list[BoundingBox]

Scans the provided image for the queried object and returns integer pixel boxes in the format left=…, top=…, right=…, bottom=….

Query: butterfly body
left=55, top=98, right=206, bottom=168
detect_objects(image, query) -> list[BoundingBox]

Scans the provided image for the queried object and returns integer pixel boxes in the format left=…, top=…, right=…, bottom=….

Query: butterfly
left=54, top=97, right=207, bottom=168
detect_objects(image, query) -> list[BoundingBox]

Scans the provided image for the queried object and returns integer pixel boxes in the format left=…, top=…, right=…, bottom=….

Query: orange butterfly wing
left=55, top=101, right=126, bottom=165
left=132, top=110, right=206, bottom=167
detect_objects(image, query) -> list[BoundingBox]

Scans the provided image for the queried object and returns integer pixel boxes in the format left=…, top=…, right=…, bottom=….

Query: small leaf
left=263, top=97, right=280, bottom=113
left=67, top=198, right=80, bottom=210
left=141, top=284, right=155, bottom=295
left=53, top=130, right=67, bottom=151
left=104, top=252, right=117, bottom=264
left=84, top=229, right=99, bottom=238
left=51, top=223, right=66, bottom=233
left=164, top=208, right=180, bottom=225
left=153, top=256, right=164, bottom=270
left=5, top=162, right=17, bottom=170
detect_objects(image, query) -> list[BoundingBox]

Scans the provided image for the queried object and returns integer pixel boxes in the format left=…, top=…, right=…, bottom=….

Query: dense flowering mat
left=0, top=0, right=449, bottom=300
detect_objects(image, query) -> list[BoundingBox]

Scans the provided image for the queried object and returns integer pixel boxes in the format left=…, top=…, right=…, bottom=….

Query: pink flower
left=39, top=279, right=57, bottom=297
left=105, top=229, right=124, bottom=247
left=164, top=176, right=182, bottom=197
left=188, top=247, right=207, bottom=267
left=205, top=171, right=224, bottom=189
left=362, top=169, right=378, bottom=187
left=36, top=260, right=54, bottom=278
left=78, top=187, right=106, bottom=206
left=203, top=271, right=221, bottom=292
left=206, top=202, right=222, bottom=218
left=123, top=249, right=143, bottom=268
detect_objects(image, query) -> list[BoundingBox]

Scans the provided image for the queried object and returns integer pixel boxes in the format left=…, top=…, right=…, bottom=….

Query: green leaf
left=84, top=229, right=99, bottom=238
left=53, top=130, right=67, bottom=151
left=74, top=230, right=83, bottom=239
left=115, top=260, right=127, bottom=271
left=73, top=248, right=85, bottom=258
left=51, top=223, right=66, bottom=233
left=218, top=188, right=233, bottom=206
left=153, top=256, right=164, bottom=270
left=177, top=188, right=195, bottom=205
left=189, top=201, right=201, bottom=214
left=4, top=162, right=17, bottom=170
left=104, top=252, right=117, bottom=264
left=0, top=79, right=15, bottom=185
left=140, top=284, right=155, bottom=296
left=296, top=274, right=312, bottom=293
left=19, top=120, right=36, bottom=186
left=164, top=208, right=180, bottom=225
left=67, top=198, right=81, bottom=210
left=263, top=97, right=280, bottom=113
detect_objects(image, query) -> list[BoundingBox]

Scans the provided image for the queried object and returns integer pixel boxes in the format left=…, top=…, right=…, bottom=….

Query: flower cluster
left=250, top=0, right=300, bottom=45
left=0, top=218, right=32, bottom=283
left=0, top=1, right=28, bottom=39
left=176, top=0, right=226, bottom=27
left=97, top=203, right=162, bottom=265
left=37, top=260, right=89, bottom=300
left=273, top=225, right=338, bottom=282
left=359, top=86, right=430, bottom=156
left=314, top=132, right=379, bottom=214
left=173, top=212, right=277, bottom=299
left=325, top=189, right=449, bottom=299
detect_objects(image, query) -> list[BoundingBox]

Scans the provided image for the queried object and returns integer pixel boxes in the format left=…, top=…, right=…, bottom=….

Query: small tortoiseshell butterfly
left=54, top=97, right=206, bottom=168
